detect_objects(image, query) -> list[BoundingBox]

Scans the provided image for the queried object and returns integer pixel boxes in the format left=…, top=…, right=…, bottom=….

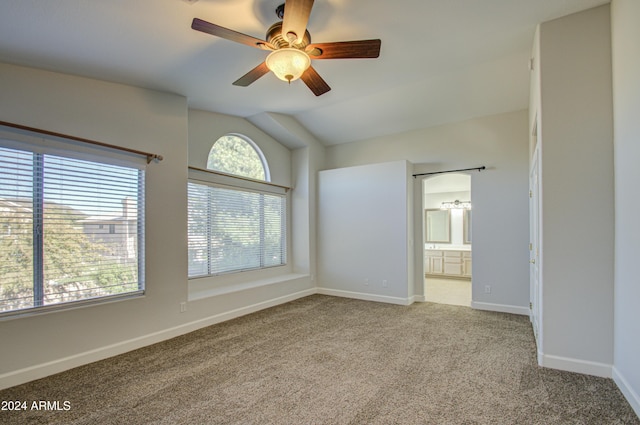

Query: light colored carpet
left=1, top=295, right=638, bottom=424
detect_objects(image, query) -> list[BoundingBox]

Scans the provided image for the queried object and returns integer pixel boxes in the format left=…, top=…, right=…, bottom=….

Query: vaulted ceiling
left=0, top=0, right=609, bottom=146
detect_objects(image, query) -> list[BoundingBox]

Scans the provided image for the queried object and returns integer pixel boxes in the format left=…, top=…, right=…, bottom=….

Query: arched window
left=206, top=134, right=269, bottom=181
left=188, top=133, right=286, bottom=278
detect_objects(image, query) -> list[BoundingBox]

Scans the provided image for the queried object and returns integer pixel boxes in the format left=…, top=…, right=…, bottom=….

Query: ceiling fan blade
left=306, top=39, right=381, bottom=59
left=192, top=18, right=274, bottom=50
left=300, top=66, right=331, bottom=96
left=232, top=62, right=270, bottom=87
left=282, top=0, right=314, bottom=45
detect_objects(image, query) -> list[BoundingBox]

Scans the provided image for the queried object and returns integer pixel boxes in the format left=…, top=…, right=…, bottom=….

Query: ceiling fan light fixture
left=265, top=48, right=311, bottom=83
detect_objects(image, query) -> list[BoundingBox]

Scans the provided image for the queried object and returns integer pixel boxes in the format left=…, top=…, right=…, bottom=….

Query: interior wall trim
left=316, top=287, right=413, bottom=306
left=541, top=354, right=612, bottom=379
left=471, top=301, right=529, bottom=316
left=613, top=366, right=640, bottom=418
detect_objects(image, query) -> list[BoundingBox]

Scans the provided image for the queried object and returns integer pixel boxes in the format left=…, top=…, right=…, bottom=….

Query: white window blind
left=188, top=181, right=287, bottom=277
left=0, top=138, right=145, bottom=315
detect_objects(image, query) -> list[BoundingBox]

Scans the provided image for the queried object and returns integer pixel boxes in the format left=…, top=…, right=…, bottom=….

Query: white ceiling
left=0, top=0, right=609, bottom=146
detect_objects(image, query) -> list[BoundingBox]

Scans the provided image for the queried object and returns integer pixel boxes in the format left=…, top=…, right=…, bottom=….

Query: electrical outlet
left=484, top=285, right=491, bottom=294
left=382, top=280, right=388, bottom=288
left=180, top=302, right=187, bottom=313
left=364, top=278, right=369, bottom=286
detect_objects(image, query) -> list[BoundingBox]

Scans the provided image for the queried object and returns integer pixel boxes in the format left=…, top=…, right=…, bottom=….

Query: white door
left=529, top=145, right=541, bottom=346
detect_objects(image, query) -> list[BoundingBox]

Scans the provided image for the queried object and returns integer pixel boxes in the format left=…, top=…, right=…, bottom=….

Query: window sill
left=188, top=273, right=310, bottom=302
left=0, top=291, right=145, bottom=321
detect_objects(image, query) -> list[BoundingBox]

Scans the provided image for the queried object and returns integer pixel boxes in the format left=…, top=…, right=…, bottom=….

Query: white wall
left=0, top=62, right=188, bottom=387
left=611, top=0, right=640, bottom=416
left=189, top=110, right=325, bottom=286
left=291, top=139, right=326, bottom=281
left=317, top=160, right=413, bottom=304
left=188, top=109, right=324, bottom=301
left=537, top=5, right=615, bottom=375
left=325, top=111, right=530, bottom=314
left=188, top=109, right=291, bottom=187
left=188, top=109, right=297, bottom=297
left=0, top=63, right=315, bottom=389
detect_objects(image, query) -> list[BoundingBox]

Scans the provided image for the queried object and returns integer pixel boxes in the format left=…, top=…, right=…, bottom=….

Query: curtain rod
left=0, top=120, right=164, bottom=164
left=412, top=166, right=485, bottom=178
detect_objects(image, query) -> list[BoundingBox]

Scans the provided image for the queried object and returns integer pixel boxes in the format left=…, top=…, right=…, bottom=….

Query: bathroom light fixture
left=265, top=48, right=311, bottom=83
left=441, top=200, right=471, bottom=209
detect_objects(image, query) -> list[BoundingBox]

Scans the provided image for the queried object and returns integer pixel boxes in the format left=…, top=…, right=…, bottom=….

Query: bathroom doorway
left=422, top=174, right=472, bottom=306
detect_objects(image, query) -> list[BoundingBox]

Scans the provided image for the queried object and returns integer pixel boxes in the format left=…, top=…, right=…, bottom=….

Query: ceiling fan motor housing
left=266, top=22, right=311, bottom=49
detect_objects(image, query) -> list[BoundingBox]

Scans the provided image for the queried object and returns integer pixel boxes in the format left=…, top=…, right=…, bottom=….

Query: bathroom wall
left=424, top=190, right=471, bottom=249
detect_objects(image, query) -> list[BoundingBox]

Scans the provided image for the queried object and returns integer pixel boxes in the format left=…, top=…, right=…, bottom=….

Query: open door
left=529, top=139, right=541, bottom=349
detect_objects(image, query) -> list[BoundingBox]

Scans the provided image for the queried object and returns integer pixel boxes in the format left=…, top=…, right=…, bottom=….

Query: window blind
left=187, top=181, right=286, bottom=277
left=0, top=143, right=145, bottom=314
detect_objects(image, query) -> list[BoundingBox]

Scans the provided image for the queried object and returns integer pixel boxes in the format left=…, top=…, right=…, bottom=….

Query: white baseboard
left=316, top=287, right=413, bottom=306
left=413, top=295, right=427, bottom=302
left=471, top=301, right=530, bottom=316
left=0, top=288, right=316, bottom=391
left=613, top=366, right=640, bottom=419
left=540, top=353, right=612, bottom=378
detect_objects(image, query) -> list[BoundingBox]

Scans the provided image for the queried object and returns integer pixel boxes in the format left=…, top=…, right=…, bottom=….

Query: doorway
left=422, top=174, right=472, bottom=306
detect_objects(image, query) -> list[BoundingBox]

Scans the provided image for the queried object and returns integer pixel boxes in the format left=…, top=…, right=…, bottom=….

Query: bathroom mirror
left=425, top=209, right=451, bottom=243
left=463, top=209, right=472, bottom=244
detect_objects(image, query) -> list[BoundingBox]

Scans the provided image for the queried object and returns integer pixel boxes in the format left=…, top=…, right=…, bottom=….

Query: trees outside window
left=206, top=134, right=267, bottom=181
left=0, top=145, right=145, bottom=314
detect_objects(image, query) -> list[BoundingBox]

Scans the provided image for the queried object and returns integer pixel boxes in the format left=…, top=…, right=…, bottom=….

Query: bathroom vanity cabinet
left=425, top=249, right=471, bottom=278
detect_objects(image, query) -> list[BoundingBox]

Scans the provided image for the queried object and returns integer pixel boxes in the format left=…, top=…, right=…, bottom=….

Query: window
left=0, top=130, right=146, bottom=315
left=206, top=134, right=268, bottom=181
left=188, top=134, right=287, bottom=278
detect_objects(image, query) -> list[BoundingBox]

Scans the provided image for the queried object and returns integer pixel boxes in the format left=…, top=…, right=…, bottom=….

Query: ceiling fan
left=191, top=0, right=381, bottom=96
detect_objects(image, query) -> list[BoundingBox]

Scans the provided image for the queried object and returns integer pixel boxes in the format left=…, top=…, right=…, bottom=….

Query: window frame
left=188, top=133, right=290, bottom=280
left=187, top=166, right=289, bottom=279
left=0, top=125, right=148, bottom=318
left=206, top=133, right=271, bottom=182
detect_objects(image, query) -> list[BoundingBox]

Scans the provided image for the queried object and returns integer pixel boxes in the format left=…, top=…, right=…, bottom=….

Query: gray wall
left=0, top=62, right=189, bottom=386
left=317, top=160, right=412, bottom=304
left=324, top=110, right=530, bottom=314
left=611, top=0, right=640, bottom=416
left=536, top=5, right=615, bottom=375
